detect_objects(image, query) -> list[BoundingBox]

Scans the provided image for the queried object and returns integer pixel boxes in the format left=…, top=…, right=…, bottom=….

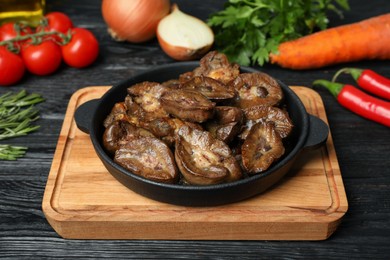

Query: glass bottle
left=0, top=0, right=46, bottom=26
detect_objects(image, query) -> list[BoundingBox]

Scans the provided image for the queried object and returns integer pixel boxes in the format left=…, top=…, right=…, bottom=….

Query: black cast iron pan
left=74, top=62, right=329, bottom=206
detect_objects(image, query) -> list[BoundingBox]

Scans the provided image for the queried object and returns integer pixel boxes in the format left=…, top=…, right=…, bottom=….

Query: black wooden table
left=1, top=0, right=390, bottom=258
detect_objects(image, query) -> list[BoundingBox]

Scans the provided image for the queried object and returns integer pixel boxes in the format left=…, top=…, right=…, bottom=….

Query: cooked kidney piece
left=147, top=117, right=202, bottom=147
left=160, top=89, right=216, bottom=123
left=241, top=106, right=293, bottom=139
left=103, top=102, right=129, bottom=128
left=241, top=122, right=285, bottom=174
left=179, top=51, right=240, bottom=84
left=103, top=51, right=294, bottom=185
left=103, top=121, right=155, bottom=154
left=175, top=126, right=242, bottom=185
left=205, top=106, right=244, bottom=144
left=230, top=72, right=283, bottom=109
left=181, top=76, right=235, bottom=101
left=115, top=136, right=178, bottom=184
left=127, top=81, right=169, bottom=120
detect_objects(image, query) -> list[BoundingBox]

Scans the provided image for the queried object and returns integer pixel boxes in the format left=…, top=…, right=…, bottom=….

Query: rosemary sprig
left=0, top=89, right=44, bottom=107
left=0, top=90, right=44, bottom=160
left=0, top=145, right=27, bottom=160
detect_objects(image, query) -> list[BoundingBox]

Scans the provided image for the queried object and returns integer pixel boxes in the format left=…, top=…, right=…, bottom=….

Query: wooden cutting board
left=42, top=86, right=348, bottom=240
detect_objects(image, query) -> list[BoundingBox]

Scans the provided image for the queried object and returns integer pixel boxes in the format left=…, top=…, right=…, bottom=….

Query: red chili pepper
left=313, top=79, right=390, bottom=127
left=332, top=68, right=390, bottom=100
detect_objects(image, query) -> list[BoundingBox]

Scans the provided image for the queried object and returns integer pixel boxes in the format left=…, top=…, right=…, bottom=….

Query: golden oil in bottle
left=0, top=0, right=45, bottom=26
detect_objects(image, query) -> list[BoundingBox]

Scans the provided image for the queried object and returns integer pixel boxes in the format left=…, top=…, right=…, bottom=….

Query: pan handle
left=303, top=114, right=329, bottom=150
left=74, top=99, right=100, bottom=134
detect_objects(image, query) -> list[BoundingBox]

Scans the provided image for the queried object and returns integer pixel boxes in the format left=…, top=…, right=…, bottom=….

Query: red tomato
left=37, top=12, right=73, bottom=34
left=44, top=12, right=73, bottom=33
left=0, top=46, right=25, bottom=86
left=21, top=41, right=62, bottom=76
left=0, top=22, right=33, bottom=46
left=61, top=28, right=99, bottom=68
left=36, top=12, right=73, bottom=44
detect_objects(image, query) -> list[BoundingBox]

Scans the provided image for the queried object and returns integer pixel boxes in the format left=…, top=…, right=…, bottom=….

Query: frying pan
left=74, top=62, right=329, bottom=206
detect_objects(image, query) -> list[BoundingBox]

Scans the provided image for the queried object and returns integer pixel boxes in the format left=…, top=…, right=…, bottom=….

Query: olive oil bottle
left=0, top=0, right=45, bottom=26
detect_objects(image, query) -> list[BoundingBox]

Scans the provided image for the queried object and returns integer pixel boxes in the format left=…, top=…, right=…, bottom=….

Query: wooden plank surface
left=42, top=86, right=348, bottom=240
left=2, top=1, right=390, bottom=257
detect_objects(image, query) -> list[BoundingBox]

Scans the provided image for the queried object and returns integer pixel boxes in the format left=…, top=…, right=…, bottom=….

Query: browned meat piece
left=214, top=106, right=244, bottom=125
left=240, top=106, right=294, bottom=139
left=160, top=89, right=216, bottom=123
left=206, top=122, right=241, bottom=144
left=124, top=95, right=144, bottom=119
left=103, top=102, right=129, bottom=128
left=241, top=122, right=285, bottom=174
left=103, top=121, right=155, bottom=154
left=148, top=117, right=202, bottom=147
left=230, top=72, right=283, bottom=109
left=179, top=51, right=240, bottom=84
left=161, top=79, right=182, bottom=89
left=205, top=106, right=244, bottom=143
left=175, top=126, right=242, bottom=185
left=148, top=118, right=175, bottom=138
left=127, top=81, right=169, bottom=120
left=178, top=71, right=193, bottom=83
left=181, top=76, right=235, bottom=101
left=115, top=136, right=178, bottom=184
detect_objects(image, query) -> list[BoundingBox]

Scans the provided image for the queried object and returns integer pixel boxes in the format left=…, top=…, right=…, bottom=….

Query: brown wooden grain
left=42, top=86, right=348, bottom=240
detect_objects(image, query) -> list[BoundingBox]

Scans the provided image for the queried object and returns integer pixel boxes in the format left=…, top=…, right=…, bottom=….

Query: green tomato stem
left=0, top=30, right=70, bottom=53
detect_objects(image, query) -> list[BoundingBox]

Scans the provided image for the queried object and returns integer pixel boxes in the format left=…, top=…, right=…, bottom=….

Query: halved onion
left=157, top=4, right=214, bottom=61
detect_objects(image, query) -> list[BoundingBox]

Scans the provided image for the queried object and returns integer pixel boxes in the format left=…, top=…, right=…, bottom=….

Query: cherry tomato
left=0, top=46, right=25, bottom=86
left=0, top=22, right=33, bottom=41
left=61, top=28, right=99, bottom=68
left=44, top=12, right=73, bottom=33
left=21, top=41, right=62, bottom=76
left=36, top=12, right=73, bottom=44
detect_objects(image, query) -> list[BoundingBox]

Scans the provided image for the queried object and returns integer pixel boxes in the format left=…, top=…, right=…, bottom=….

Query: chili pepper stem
left=332, top=67, right=363, bottom=82
left=313, top=79, right=344, bottom=98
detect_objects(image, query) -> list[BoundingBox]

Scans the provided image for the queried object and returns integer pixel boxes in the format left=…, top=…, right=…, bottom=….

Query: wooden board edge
left=49, top=213, right=346, bottom=240
left=42, top=87, right=104, bottom=225
left=292, top=86, right=348, bottom=215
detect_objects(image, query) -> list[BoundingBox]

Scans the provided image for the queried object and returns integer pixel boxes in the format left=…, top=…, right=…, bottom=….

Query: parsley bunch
left=208, top=0, right=349, bottom=66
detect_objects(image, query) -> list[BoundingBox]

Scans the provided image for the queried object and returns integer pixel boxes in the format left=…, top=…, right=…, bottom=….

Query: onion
left=101, top=0, right=170, bottom=43
left=157, top=4, right=214, bottom=61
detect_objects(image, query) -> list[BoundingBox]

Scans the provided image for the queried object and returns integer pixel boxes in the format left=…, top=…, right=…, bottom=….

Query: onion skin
left=157, top=4, right=214, bottom=61
left=157, top=34, right=212, bottom=61
left=102, top=0, right=170, bottom=43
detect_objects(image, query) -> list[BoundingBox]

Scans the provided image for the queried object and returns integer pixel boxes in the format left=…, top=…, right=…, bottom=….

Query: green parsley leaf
left=208, top=0, right=349, bottom=66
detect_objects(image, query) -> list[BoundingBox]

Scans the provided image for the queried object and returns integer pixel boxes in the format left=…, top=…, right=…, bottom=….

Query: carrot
left=269, top=13, right=390, bottom=70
